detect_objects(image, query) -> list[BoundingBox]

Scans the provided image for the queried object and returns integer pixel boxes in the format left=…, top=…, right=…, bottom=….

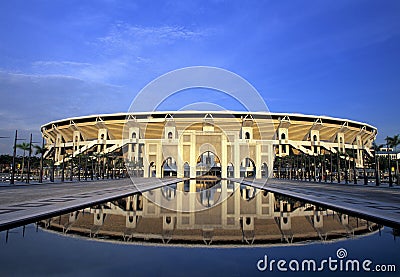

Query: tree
left=17, top=142, right=30, bottom=180
left=0, top=155, right=13, bottom=172
left=33, top=145, right=45, bottom=156
left=34, top=144, right=46, bottom=183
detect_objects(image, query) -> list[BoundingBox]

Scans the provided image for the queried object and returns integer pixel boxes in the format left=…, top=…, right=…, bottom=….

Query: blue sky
left=0, top=0, right=399, bottom=154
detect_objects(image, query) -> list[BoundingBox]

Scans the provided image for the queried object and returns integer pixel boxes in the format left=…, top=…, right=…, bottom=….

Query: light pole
left=337, top=151, right=341, bottom=184
left=26, top=134, right=40, bottom=184
left=61, top=143, right=65, bottom=182
left=344, top=152, right=349, bottom=185
left=70, top=151, right=73, bottom=182
left=313, top=155, right=317, bottom=182
left=78, top=150, right=81, bottom=182
left=26, top=134, right=32, bottom=183
left=362, top=140, right=368, bottom=185
left=330, top=151, right=333, bottom=183
left=388, top=141, right=393, bottom=187
left=38, top=137, right=45, bottom=183
left=0, top=135, right=10, bottom=181
left=375, top=147, right=381, bottom=186
left=85, top=154, right=88, bottom=181
left=10, top=130, right=26, bottom=185
left=352, top=144, right=357, bottom=184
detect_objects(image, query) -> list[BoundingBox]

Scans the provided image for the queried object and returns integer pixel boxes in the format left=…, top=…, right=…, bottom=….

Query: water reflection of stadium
left=42, top=180, right=379, bottom=245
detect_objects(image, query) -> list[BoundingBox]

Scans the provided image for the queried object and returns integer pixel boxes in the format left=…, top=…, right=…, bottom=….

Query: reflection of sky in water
left=1, top=182, right=399, bottom=276
left=0, top=225, right=399, bottom=276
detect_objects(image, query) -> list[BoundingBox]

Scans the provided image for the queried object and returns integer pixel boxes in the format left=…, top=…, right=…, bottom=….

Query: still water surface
left=1, top=181, right=399, bottom=276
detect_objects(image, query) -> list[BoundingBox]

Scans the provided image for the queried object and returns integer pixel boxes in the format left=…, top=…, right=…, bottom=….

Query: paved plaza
left=0, top=178, right=399, bottom=232
left=0, top=178, right=183, bottom=231
left=232, top=178, right=400, bottom=229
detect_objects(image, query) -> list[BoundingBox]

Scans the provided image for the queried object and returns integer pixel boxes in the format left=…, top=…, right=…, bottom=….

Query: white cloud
left=32, top=61, right=93, bottom=67
left=98, top=23, right=207, bottom=51
left=28, top=23, right=213, bottom=86
left=0, top=71, right=131, bottom=131
left=30, top=57, right=144, bottom=85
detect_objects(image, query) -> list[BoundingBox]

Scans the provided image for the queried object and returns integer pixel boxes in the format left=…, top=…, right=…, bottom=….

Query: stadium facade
left=41, top=111, right=377, bottom=179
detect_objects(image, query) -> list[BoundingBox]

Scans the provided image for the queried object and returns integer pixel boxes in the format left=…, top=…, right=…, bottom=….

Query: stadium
left=41, top=111, right=377, bottom=181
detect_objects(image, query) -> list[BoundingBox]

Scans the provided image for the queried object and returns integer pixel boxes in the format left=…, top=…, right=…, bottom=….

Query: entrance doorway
left=196, top=151, right=221, bottom=178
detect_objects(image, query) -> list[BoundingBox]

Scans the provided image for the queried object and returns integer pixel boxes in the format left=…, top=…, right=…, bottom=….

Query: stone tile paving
left=230, top=178, right=400, bottom=229
left=0, top=178, right=183, bottom=231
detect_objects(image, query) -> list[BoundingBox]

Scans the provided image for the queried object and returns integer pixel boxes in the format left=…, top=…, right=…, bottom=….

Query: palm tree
left=17, top=142, right=30, bottom=181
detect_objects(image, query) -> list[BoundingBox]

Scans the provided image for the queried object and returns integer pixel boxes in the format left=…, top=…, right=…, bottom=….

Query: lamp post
left=387, top=141, right=393, bottom=187
left=51, top=141, right=56, bottom=182
left=0, top=136, right=10, bottom=181
left=337, top=151, right=341, bottom=184
left=361, top=140, right=368, bottom=185
left=344, top=152, right=349, bottom=185
left=10, top=130, right=26, bottom=185
left=78, top=150, right=81, bottom=182
left=375, top=148, right=381, bottom=186
left=352, top=144, right=357, bottom=184
left=11, top=131, right=17, bottom=185
left=26, top=134, right=33, bottom=183
left=91, top=155, right=94, bottom=180
left=313, top=155, right=317, bottom=182
left=26, top=134, right=40, bottom=184
left=38, top=137, right=45, bottom=183
left=330, top=151, right=333, bottom=183
left=85, top=154, right=88, bottom=181
left=70, top=151, right=73, bottom=182
left=61, top=143, right=65, bottom=182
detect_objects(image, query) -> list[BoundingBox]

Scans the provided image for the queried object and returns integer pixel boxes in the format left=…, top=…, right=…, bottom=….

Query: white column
left=221, top=134, right=228, bottom=178
left=156, top=143, right=162, bottom=178
left=234, top=138, right=240, bottom=178
left=190, top=134, right=197, bottom=178
left=256, top=144, right=262, bottom=178
left=143, top=144, right=149, bottom=178
left=221, top=179, right=227, bottom=226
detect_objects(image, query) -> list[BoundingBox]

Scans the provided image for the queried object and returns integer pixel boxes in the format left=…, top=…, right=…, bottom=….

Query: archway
left=240, top=158, right=256, bottom=178
left=161, top=157, right=177, bottom=177
left=196, top=151, right=221, bottom=178
left=227, top=162, right=234, bottom=178
left=161, top=185, right=176, bottom=200
left=197, top=187, right=220, bottom=207
left=183, top=162, right=190, bottom=178
left=240, top=185, right=256, bottom=200
left=149, top=161, right=156, bottom=177
left=261, top=162, right=269, bottom=178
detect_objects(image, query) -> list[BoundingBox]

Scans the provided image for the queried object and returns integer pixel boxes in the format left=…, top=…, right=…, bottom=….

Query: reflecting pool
left=1, top=180, right=399, bottom=276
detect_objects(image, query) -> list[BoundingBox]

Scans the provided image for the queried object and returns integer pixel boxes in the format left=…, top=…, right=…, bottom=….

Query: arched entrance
left=196, top=151, right=221, bottom=178
left=240, top=158, right=256, bottom=178
left=261, top=162, right=269, bottom=178
left=227, top=162, right=234, bottom=178
left=184, top=162, right=190, bottom=178
left=161, top=185, right=176, bottom=200
left=197, top=187, right=220, bottom=207
left=161, top=157, right=177, bottom=177
left=149, top=161, right=156, bottom=177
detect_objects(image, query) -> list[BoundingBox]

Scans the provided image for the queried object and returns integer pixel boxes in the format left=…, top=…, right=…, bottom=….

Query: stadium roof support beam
left=278, top=116, right=291, bottom=129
